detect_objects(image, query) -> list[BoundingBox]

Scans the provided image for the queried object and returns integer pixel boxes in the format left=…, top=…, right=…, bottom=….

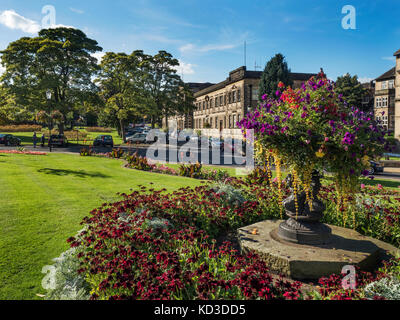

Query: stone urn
left=277, top=170, right=332, bottom=245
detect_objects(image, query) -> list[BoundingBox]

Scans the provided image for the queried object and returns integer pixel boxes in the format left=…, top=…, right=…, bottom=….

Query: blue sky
left=0, top=0, right=399, bottom=84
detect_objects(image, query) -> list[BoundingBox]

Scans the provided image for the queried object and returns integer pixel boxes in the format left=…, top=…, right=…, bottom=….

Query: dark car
left=0, top=134, right=21, bottom=146
left=48, top=134, right=69, bottom=147
left=93, top=135, right=114, bottom=147
left=369, top=160, right=384, bottom=175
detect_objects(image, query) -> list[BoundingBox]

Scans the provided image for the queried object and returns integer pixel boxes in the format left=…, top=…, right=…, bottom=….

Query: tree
left=96, top=51, right=147, bottom=142
left=258, top=53, right=293, bottom=101
left=142, top=51, right=183, bottom=129
left=0, top=27, right=102, bottom=133
left=335, top=73, right=367, bottom=111
left=0, top=85, right=33, bottom=124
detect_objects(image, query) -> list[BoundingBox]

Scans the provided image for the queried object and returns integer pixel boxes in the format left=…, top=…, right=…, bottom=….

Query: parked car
left=0, top=134, right=21, bottom=146
left=93, top=135, right=114, bottom=147
left=210, top=137, right=224, bottom=150
left=127, top=133, right=148, bottom=144
left=48, top=134, right=69, bottom=147
left=369, top=160, right=384, bottom=175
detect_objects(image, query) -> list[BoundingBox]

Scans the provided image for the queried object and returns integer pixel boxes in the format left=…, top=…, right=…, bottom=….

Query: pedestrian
left=41, top=133, right=45, bottom=147
left=33, top=132, right=37, bottom=148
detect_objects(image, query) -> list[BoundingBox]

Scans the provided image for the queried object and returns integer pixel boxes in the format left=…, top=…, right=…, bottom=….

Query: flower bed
left=0, top=150, right=47, bottom=155
left=44, top=176, right=400, bottom=300
left=0, top=124, right=42, bottom=132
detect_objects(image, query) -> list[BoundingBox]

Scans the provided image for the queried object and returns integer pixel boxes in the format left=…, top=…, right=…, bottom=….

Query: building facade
left=374, top=67, right=396, bottom=132
left=192, top=66, right=316, bottom=130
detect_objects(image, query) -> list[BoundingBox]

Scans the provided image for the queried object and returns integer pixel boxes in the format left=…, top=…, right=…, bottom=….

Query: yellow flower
left=315, top=151, right=325, bottom=158
left=361, top=155, right=369, bottom=166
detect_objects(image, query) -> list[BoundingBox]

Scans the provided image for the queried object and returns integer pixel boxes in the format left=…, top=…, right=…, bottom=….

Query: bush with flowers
left=42, top=175, right=400, bottom=300
left=238, top=77, right=390, bottom=222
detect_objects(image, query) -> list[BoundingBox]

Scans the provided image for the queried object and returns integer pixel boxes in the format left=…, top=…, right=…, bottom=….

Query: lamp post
left=46, top=90, right=52, bottom=152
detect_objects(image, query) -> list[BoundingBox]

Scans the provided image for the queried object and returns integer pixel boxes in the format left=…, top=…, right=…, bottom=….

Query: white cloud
left=91, top=52, right=106, bottom=64
left=0, top=10, right=40, bottom=34
left=179, top=42, right=237, bottom=54
left=359, top=77, right=374, bottom=83
left=70, top=8, right=84, bottom=14
left=0, top=9, right=75, bottom=34
left=175, top=60, right=195, bottom=75
left=382, top=56, right=396, bottom=62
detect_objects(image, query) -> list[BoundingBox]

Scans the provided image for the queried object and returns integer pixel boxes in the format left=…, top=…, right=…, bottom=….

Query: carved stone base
left=277, top=218, right=332, bottom=245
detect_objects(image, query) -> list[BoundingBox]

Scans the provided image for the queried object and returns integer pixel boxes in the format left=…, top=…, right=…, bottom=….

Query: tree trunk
left=58, top=123, right=65, bottom=135
left=151, top=116, right=155, bottom=129
left=120, top=119, right=126, bottom=143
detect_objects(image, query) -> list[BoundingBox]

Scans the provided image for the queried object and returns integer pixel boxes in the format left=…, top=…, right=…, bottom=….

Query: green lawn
left=0, top=153, right=201, bottom=300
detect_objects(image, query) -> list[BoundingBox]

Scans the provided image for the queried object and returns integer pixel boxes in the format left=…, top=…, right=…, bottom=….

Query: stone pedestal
left=238, top=220, right=400, bottom=280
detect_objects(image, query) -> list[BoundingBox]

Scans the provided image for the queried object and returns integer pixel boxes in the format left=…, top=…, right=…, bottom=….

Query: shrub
left=80, top=147, right=94, bottom=157
left=245, top=167, right=271, bottom=185
left=179, top=163, right=204, bottom=179
left=0, top=124, right=42, bottom=132
left=126, top=152, right=155, bottom=171
left=85, top=127, right=113, bottom=133
left=108, top=148, right=124, bottom=159
left=364, top=277, right=400, bottom=300
left=43, top=247, right=90, bottom=300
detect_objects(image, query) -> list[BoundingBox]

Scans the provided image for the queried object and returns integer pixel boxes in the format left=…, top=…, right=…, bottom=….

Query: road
left=2, top=143, right=400, bottom=182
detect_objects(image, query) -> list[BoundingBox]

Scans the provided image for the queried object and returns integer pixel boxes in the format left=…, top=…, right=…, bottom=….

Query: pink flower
left=360, top=184, right=365, bottom=189
left=377, top=184, right=383, bottom=190
left=273, top=177, right=278, bottom=183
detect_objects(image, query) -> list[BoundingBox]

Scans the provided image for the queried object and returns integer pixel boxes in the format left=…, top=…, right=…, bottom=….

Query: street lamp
left=46, top=90, right=52, bottom=152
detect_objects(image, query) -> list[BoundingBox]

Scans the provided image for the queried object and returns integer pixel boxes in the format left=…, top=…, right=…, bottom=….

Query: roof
left=186, top=82, right=215, bottom=93
left=375, top=67, right=396, bottom=81
left=194, top=66, right=317, bottom=97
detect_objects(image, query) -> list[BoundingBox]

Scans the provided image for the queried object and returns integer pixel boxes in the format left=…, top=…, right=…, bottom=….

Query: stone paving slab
left=238, top=220, right=400, bottom=280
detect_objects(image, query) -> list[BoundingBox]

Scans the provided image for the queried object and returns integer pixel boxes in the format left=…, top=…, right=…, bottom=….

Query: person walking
left=33, top=132, right=37, bottom=148
left=41, top=133, right=45, bottom=147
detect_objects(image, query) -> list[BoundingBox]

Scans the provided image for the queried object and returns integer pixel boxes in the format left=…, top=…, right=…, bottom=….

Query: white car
left=127, top=133, right=148, bottom=144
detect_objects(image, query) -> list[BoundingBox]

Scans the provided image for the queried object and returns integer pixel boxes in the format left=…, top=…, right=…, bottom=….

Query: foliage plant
left=239, top=77, right=389, bottom=222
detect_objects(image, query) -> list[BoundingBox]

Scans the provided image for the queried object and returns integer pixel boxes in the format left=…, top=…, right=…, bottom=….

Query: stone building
left=192, top=66, right=316, bottom=130
left=169, top=82, right=214, bottom=130
left=374, top=67, right=396, bottom=132
left=361, top=81, right=375, bottom=113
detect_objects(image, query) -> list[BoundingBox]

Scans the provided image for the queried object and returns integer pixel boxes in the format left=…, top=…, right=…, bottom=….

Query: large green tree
left=258, top=53, right=293, bottom=101
left=0, top=27, right=102, bottom=133
left=335, top=73, right=367, bottom=111
left=96, top=51, right=147, bottom=142
left=142, top=51, right=184, bottom=129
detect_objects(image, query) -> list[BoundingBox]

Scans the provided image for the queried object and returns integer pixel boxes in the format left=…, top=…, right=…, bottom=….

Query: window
left=232, top=91, right=236, bottom=103
left=237, top=89, right=241, bottom=102
left=252, top=88, right=259, bottom=100
left=376, top=97, right=382, bottom=108
left=202, top=101, right=205, bottom=110
left=233, top=115, right=236, bottom=127
left=389, top=80, right=394, bottom=89
left=215, top=117, right=218, bottom=128
left=228, top=92, right=232, bottom=104
left=229, top=115, right=232, bottom=128
left=219, top=96, right=223, bottom=106
left=215, top=97, right=218, bottom=107
left=383, top=97, right=388, bottom=107
left=382, top=81, right=387, bottom=90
